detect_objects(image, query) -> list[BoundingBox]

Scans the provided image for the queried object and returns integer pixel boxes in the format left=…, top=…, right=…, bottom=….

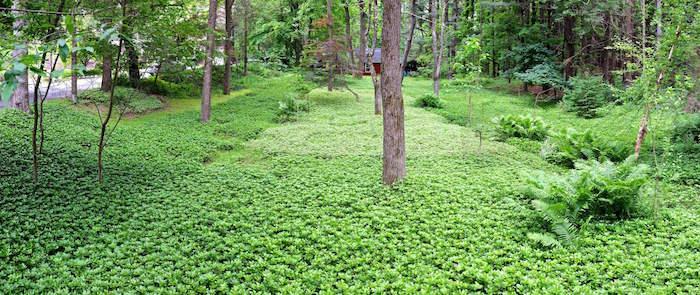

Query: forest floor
left=1, top=74, right=698, bottom=293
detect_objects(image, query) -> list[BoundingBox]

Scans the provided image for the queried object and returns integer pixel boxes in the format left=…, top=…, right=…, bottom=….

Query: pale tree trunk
left=356, top=0, right=368, bottom=78
left=70, top=6, right=78, bottom=103
left=327, top=0, right=335, bottom=91
left=401, top=0, right=417, bottom=80
left=10, top=0, right=29, bottom=112
left=242, top=0, right=249, bottom=76
left=343, top=0, right=355, bottom=73
left=430, top=0, right=447, bottom=96
left=381, top=0, right=406, bottom=185
left=223, top=0, right=235, bottom=94
left=369, top=0, right=381, bottom=114
left=201, top=0, right=218, bottom=123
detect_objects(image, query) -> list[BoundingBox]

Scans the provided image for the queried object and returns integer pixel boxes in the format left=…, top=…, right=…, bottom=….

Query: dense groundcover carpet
left=1, top=75, right=699, bottom=293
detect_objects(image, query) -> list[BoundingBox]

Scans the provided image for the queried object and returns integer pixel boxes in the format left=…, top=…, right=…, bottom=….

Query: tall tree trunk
left=381, top=0, right=406, bottom=186
left=602, top=12, right=613, bottom=83
left=432, top=0, right=447, bottom=96
left=223, top=0, right=235, bottom=94
left=357, top=0, right=368, bottom=78
left=623, top=0, right=635, bottom=85
left=201, top=0, right=218, bottom=123
left=343, top=0, right=355, bottom=73
left=401, top=0, right=417, bottom=79
left=10, top=0, right=29, bottom=112
left=563, top=15, right=576, bottom=79
left=242, top=0, right=249, bottom=76
left=448, top=0, right=459, bottom=78
left=655, top=0, right=662, bottom=48
left=70, top=7, right=79, bottom=104
left=327, top=0, right=335, bottom=91
left=101, top=52, right=113, bottom=92
left=369, top=0, right=381, bottom=114
left=125, top=42, right=139, bottom=87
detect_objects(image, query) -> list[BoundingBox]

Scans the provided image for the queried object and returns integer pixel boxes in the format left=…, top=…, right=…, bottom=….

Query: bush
left=540, top=128, right=631, bottom=168
left=670, top=114, right=700, bottom=151
left=513, top=63, right=568, bottom=93
left=78, top=87, right=164, bottom=114
left=526, top=158, right=651, bottom=247
left=276, top=97, right=311, bottom=123
left=563, top=76, right=615, bottom=118
left=492, top=114, right=549, bottom=141
left=414, top=94, right=443, bottom=109
left=138, top=77, right=199, bottom=98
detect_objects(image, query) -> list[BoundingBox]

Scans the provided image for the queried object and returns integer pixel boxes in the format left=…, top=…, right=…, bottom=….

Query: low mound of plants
left=670, top=114, right=700, bottom=151
left=526, top=158, right=651, bottom=247
left=414, top=94, right=444, bottom=109
left=492, top=114, right=549, bottom=141
left=276, top=96, right=311, bottom=123
left=78, top=87, right=164, bottom=114
left=541, top=128, right=630, bottom=168
left=137, top=77, right=199, bottom=98
left=563, top=76, right=616, bottom=118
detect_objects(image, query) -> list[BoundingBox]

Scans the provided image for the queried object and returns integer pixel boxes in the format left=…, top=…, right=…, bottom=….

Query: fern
left=527, top=233, right=562, bottom=248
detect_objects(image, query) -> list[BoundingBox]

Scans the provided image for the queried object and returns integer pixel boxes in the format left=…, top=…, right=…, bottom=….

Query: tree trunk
left=223, top=0, right=235, bottom=94
left=430, top=0, right=439, bottom=95
left=381, top=0, right=406, bottom=186
left=343, top=0, right=355, bottom=74
left=201, top=0, right=218, bottom=123
left=401, top=0, right=417, bottom=79
left=101, top=49, right=113, bottom=92
left=357, top=0, right=368, bottom=78
left=623, top=0, right=634, bottom=85
left=327, top=0, right=335, bottom=91
left=125, top=41, right=140, bottom=87
left=10, top=0, right=29, bottom=112
left=563, top=15, right=576, bottom=79
left=70, top=8, right=78, bottom=104
left=369, top=0, right=381, bottom=114
left=602, top=13, right=612, bottom=83
left=242, top=0, right=249, bottom=76
left=655, top=0, right=662, bottom=48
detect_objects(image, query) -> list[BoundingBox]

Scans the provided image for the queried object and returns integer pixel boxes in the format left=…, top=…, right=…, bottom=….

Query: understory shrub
left=138, top=77, right=199, bottom=97
left=276, top=97, right=311, bottom=123
left=563, top=76, right=615, bottom=118
left=541, top=128, right=630, bottom=168
left=492, top=114, right=549, bottom=141
left=78, top=87, right=164, bottom=114
left=526, top=158, right=651, bottom=247
left=415, top=94, right=444, bottom=109
left=670, top=114, right=700, bottom=151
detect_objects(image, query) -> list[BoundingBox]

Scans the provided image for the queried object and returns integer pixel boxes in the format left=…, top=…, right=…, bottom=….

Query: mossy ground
left=1, top=74, right=698, bottom=293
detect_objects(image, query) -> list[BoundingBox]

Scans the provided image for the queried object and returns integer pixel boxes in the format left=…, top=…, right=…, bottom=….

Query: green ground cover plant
left=1, top=76, right=699, bottom=293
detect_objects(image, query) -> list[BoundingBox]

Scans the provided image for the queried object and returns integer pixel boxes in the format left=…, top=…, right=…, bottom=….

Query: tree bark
left=655, top=0, right=662, bottom=48
left=381, top=0, right=406, bottom=186
left=223, top=0, right=235, bottom=94
left=430, top=0, right=439, bottom=95
left=343, top=0, right=355, bottom=73
left=357, top=0, right=368, bottom=78
left=401, top=0, right=417, bottom=79
left=327, top=0, right=335, bottom=91
left=242, top=0, right=249, bottom=76
left=602, top=12, right=612, bottom=83
left=10, top=0, right=29, bottom=112
left=70, top=7, right=78, bottom=104
left=623, top=0, right=635, bottom=85
left=563, top=15, right=576, bottom=79
left=101, top=52, right=113, bottom=92
left=201, top=0, right=218, bottom=123
left=369, top=0, right=381, bottom=114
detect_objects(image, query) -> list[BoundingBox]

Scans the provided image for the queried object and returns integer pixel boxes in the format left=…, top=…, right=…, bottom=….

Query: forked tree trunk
left=10, top=0, right=29, bottom=112
left=201, top=0, right=218, bottom=123
left=343, top=0, right=355, bottom=73
left=401, top=0, right=417, bottom=80
left=357, top=0, right=368, bottom=78
left=381, top=0, right=406, bottom=185
left=223, top=0, right=235, bottom=95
